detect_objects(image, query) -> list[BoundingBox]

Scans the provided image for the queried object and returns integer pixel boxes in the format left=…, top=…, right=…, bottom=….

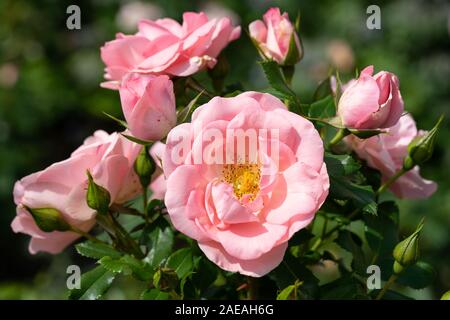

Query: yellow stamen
left=222, top=162, right=261, bottom=201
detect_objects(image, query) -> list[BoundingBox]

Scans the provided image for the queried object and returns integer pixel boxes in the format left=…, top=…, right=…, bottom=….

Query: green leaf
left=99, top=255, right=152, bottom=281
left=75, top=241, right=122, bottom=260
left=146, top=199, right=164, bottom=215
left=325, top=154, right=377, bottom=215
left=319, top=275, right=366, bottom=299
left=68, top=265, right=116, bottom=300
left=325, top=153, right=361, bottom=175
left=336, top=230, right=366, bottom=275
left=330, top=178, right=376, bottom=214
left=276, top=280, right=302, bottom=300
left=363, top=201, right=399, bottom=280
left=313, top=77, right=333, bottom=102
left=269, top=253, right=319, bottom=299
left=397, top=261, right=435, bottom=289
left=141, top=218, right=174, bottom=268
left=277, top=285, right=296, bottom=300
left=308, top=95, right=336, bottom=119
left=191, top=257, right=218, bottom=292
left=259, top=60, right=296, bottom=98
left=120, top=255, right=153, bottom=281
left=166, top=248, right=194, bottom=279
left=141, top=288, right=170, bottom=300
left=99, top=256, right=131, bottom=274
left=120, top=133, right=153, bottom=146
left=103, top=112, right=128, bottom=128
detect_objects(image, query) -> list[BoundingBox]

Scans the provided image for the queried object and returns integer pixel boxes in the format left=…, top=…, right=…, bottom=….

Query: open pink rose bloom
left=101, top=11, right=241, bottom=89
left=12, top=131, right=141, bottom=254
left=162, top=92, right=329, bottom=276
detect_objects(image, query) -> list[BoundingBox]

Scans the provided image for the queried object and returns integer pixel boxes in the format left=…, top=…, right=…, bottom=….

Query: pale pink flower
left=119, top=73, right=176, bottom=141
left=347, top=114, right=437, bottom=199
left=249, top=7, right=302, bottom=65
left=101, top=11, right=241, bottom=89
left=162, top=92, right=329, bottom=277
left=11, top=131, right=142, bottom=254
left=337, top=65, right=404, bottom=129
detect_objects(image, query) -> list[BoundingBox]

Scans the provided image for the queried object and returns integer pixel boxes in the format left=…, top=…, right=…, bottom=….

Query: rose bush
left=10, top=7, right=442, bottom=300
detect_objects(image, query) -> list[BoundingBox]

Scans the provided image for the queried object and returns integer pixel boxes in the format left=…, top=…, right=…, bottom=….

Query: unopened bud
left=440, top=290, right=450, bottom=300
left=86, top=170, right=111, bottom=214
left=405, top=115, right=443, bottom=168
left=154, top=267, right=178, bottom=291
left=24, top=206, right=71, bottom=232
left=392, top=218, right=425, bottom=274
left=134, top=146, right=156, bottom=188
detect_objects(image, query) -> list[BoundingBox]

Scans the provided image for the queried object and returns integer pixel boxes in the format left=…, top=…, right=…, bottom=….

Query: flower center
left=222, top=162, right=261, bottom=201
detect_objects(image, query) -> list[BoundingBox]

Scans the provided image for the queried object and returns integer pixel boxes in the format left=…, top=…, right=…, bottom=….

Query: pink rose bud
left=11, top=130, right=142, bottom=254
left=119, top=73, right=177, bottom=141
left=162, top=92, right=329, bottom=277
left=337, top=65, right=404, bottom=129
left=346, top=114, right=437, bottom=199
left=100, top=12, right=241, bottom=89
left=249, top=7, right=302, bottom=65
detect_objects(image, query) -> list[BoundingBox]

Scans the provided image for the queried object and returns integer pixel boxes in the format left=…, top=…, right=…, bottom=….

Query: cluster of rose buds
left=11, top=7, right=440, bottom=279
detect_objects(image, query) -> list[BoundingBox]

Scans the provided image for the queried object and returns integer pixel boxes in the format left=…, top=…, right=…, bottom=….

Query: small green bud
left=406, top=115, right=444, bottom=166
left=86, top=170, right=111, bottom=214
left=392, top=218, right=425, bottom=274
left=440, top=290, right=450, bottom=300
left=155, top=267, right=179, bottom=291
left=24, top=206, right=71, bottom=232
left=134, top=146, right=156, bottom=188
left=402, top=155, right=415, bottom=171
left=153, top=269, right=162, bottom=288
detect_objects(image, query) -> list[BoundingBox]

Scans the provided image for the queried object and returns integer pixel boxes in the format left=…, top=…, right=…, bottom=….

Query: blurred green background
left=0, top=0, right=448, bottom=299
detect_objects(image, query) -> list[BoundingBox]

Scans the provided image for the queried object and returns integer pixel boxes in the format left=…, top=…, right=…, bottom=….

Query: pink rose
left=149, top=142, right=167, bottom=200
left=346, top=114, right=437, bottom=199
left=337, top=65, right=404, bottom=129
left=249, top=7, right=302, bottom=65
left=11, top=131, right=142, bottom=254
left=162, top=92, right=329, bottom=277
left=101, top=11, right=241, bottom=88
left=119, top=73, right=176, bottom=141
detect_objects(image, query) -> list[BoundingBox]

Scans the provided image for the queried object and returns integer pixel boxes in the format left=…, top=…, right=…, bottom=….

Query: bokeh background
left=0, top=0, right=448, bottom=299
